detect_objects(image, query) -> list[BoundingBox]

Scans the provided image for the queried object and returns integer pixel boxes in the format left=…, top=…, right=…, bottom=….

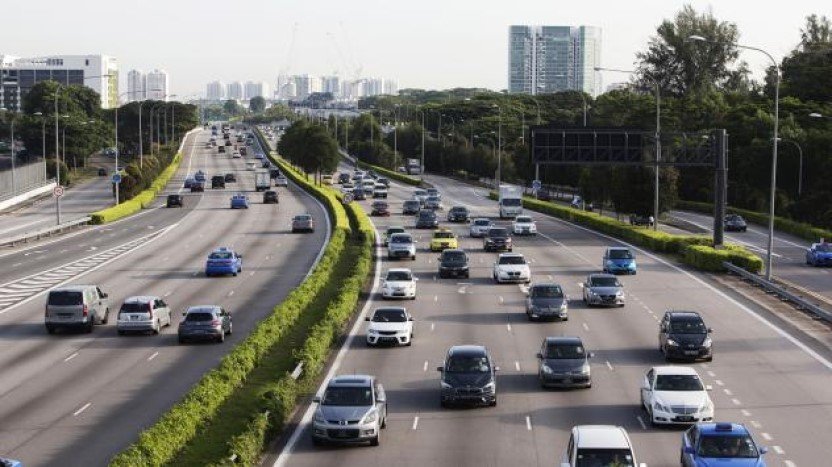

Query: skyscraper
left=227, top=81, right=243, bottom=100
left=244, top=81, right=269, bottom=100
left=146, top=69, right=169, bottom=100
left=321, top=76, right=341, bottom=96
left=127, top=69, right=146, bottom=102
left=206, top=80, right=225, bottom=100
left=508, top=25, right=602, bottom=97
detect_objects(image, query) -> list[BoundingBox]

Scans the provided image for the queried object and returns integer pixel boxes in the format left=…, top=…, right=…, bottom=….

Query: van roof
left=50, top=285, right=96, bottom=293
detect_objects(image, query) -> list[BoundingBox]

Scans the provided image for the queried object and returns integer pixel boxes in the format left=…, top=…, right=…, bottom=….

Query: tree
left=249, top=96, right=267, bottom=113
left=635, top=5, right=746, bottom=96
left=780, top=15, right=832, bottom=103
left=223, top=99, right=240, bottom=116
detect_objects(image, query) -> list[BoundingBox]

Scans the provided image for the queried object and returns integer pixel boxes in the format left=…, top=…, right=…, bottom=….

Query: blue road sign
left=532, top=180, right=541, bottom=191
left=112, top=173, right=122, bottom=184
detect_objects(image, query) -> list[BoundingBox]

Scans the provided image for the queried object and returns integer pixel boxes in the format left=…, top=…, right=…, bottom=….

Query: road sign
left=112, top=173, right=122, bottom=184
left=53, top=186, right=64, bottom=198
left=532, top=180, right=541, bottom=191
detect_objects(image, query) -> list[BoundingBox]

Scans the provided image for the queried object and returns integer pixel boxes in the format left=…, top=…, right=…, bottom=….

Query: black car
left=211, top=175, right=225, bottom=189
left=97, top=167, right=107, bottom=176
left=224, top=172, right=236, bottom=183
left=438, top=249, right=469, bottom=278
left=261, top=160, right=270, bottom=169
left=371, top=201, right=390, bottom=216
left=338, top=173, right=351, bottom=184
left=402, top=200, right=421, bottom=215
left=218, top=145, right=226, bottom=153
left=447, top=206, right=470, bottom=223
left=415, top=209, right=439, bottom=229
left=377, top=177, right=390, bottom=187
left=438, top=345, right=498, bottom=408
left=166, top=194, right=183, bottom=208
left=536, top=336, right=593, bottom=389
left=659, top=311, right=713, bottom=362
left=190, top=181, right=205, bottom=192
left=263, top=190, right=279, bottom=204
left=352, top=188, right=366, bottom=200
left=270, top=168, right=282, bottom=179
left=629, top=214, right=655, bottom=227
left=483, top=227, right=512, bottom=252
left=724, top=214, right=748, bottom=232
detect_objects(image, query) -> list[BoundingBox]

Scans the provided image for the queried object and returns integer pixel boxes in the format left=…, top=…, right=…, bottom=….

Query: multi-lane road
left=273, top=169, right=832, bottom=466
left=0, top=129, right=330, bottom=466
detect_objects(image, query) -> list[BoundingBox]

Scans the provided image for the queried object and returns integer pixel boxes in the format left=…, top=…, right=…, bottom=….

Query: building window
left=85, top=59, right=89, bottom=66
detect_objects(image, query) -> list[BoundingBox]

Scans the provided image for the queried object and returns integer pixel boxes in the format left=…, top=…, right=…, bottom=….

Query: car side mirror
left=493, top=366, right=500, bottom=372
left=707, top=328, right=713, bottom=333
left=312, top=396, right=321, bottom=403
left=683, top=446, right=695, bottom=455
left=705, top=385, right=713, bottom=391
left=365, top=317, right=370, bottom=321
left=535, top=352, right=543, bottom=359
left=436, top=366, right=444, bottom=372
left=759, top=446, right=769, bottom=455
left=588, top=352, right=595, bottom=358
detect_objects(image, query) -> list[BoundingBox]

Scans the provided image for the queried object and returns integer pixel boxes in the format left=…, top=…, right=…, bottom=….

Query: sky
left=2, top=0, right=827, bottom=97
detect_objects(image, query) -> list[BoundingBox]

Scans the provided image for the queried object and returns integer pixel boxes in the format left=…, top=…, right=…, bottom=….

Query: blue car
left=195, top=170, right=206, bottom=182
left=230, top=194, right=249, bottom=209
left=603, top=247, right=637, bottom=275
left=806, top=241, right=832, bottom=267
left=183, top=176, right=196, bottom=189
left=682, top=422, right=767, bottom=466
left=205, top=247, right=243, bottom=277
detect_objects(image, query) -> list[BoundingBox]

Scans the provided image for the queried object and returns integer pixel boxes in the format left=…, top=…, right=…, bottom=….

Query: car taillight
left=82, top=305, right=88, bottom=317
left=147, top=306, right=154, bottom=319
left=211, top=319, right=222, bottom=326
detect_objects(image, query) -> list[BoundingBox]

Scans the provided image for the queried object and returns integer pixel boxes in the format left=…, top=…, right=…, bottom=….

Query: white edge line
left=525, top=415, right=532, bottom=431
left=636, top=415, right=647, bottom=430
left=148, top=351, right=159, bottom=361
left=72, top=402, right=92, bottom=416
left=412, top=416, right=419, bottom=430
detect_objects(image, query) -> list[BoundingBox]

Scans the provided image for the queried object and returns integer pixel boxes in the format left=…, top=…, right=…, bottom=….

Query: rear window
left=210, top=252, right=233, bottom=259
left=608, top=249, right=633, bottom=259
left=295, top=215, right=311, bottom=221
left=434, top=232, right=454, bottom=239
left=120, top=302, right=150, bottom=313
left=185, top=312, right=215, bottom=322
left=474, top=219, right=491, bottom=226
left=488, top=228, right=509, bottom=237
left=48, top=291, right=83, bottom=306
left=499, top=256, right=526, bottom=265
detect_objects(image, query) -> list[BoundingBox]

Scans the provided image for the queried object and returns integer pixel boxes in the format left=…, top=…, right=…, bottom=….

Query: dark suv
left=536, top=336, right=593, bottom=389
left=211, top=175, right=225, bottom=189
left=416, top=209, right=439, bottom=229
left=447, top=206, right=470, bottom=223
left=402, top=200, right=421, bottom=215
left=166, top=194, right=183, bottom=208
left=483, top=227, right=512, bottom=252
left=658, top=311, right=713, bottom=362
left=438, top=249, right=469, bottom=278
left=437, top=345, right=498, bottom=407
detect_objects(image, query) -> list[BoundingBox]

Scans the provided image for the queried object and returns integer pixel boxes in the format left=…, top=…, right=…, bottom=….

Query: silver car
left=469, top=218, right=493, bottom=238
left=387, top=233, right=416, bottom=260
left=582, top=273, right=625, bottom=307
left=44, top=285, right=110, bottom=334
left=116, top=296, right=172, bottom=335
left=312, top=375, right=387, bottom=446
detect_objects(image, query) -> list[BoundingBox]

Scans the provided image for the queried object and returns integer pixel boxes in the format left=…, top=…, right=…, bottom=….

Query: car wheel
left=311, top=436, right=323, bottom=447
left=440, top=400, right=448, bottom=409
left=227, top=323, right=233, bottom=335
left=706, top=356, right=713, bottom=362
left=527, top=313, right=534, bottom=322
left=411, top=256, right=416, bottom=261
left=153, top=320, right=160, bottom=335
left=118, top=330, right=125, bottom=336
left=102, top=309, right=109, bottom=324
left=217, top=332, right=225, bottom=343
left=178, top=337, right=186, bottom=344
left=46, top=326, right=55, bottom=335
left=232, top=272, right=238, bottom=277
left=489, top=398, right=497, bottom=407
left=370, top=432, right=380, bottom=447
left=86, top=320, right=94, bottom=333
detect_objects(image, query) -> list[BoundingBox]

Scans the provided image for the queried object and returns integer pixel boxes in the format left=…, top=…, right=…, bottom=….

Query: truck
left=254, top=169, right=271, bottom=191
left=406, top=158, right=422, bottom=175
left=498, top=185, right=523, bottom=219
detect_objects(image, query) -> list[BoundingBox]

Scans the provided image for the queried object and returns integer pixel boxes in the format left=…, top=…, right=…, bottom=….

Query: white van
left=45, top=285, right=110, bottom=334
left=561, top=425, right=646, bottom=467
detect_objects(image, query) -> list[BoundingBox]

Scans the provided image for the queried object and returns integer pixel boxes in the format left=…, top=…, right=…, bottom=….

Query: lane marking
left=228, top=290, right=234, bottom=297
left=423, top=360, right=428, bottom=372
left=723, top=388, right=733, bottom=396
left=772, top=446, right=784, bottom=455
left=148, top=352, right=159, bottom=361
left=741, top=409, right=751, bottom=417
left=605, top=361, right=614, bottom=371
left=582, top=322, right=590, bottom=331
left=761, top=432, right=773, bottom=441
left=750, top=420, right=762, bottom=428
left=707, top=370, right=716, bottom=377
left=412, top=416, right=419, bottom=430
left=515, top=361, right=521, bottom=371
left=73, top=402, right=92, bottom=416
left=506, top=323, right=512, bottom=332
left=434, top=295, right=438, bottom=302
left=784, top=461, right=796, bottom=467
left=64, top=352, right=78, bottom=362
left=498, top=296, right=504, bottom=304
left=731, top=398, right=742, bottom=406
left=714, top=379, right=724, bottom=386
left=525, top=415, right=532, bottom=431
left=636, top=415, right=647, bottom=430
left=430, top=322, right=435, bottom=332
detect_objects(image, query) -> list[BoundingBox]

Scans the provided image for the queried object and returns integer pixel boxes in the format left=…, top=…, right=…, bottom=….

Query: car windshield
left=515, top=216, right=532, bottom=223
left=474, top=219, right=491, bottom=226
left=545, top=344, right=585, bottom=359
left=499, top=256, right=526, bottom=265
left=419, top=211, right=436, bottom=219
left=531, top=285, right=563, bottom=298
left=670, top=318, right=707, bottom=334
left=443, top=251, right=466, bottom=262
left=404, top=201, right=419, bottom=207
left=427, top=196, right=440, bottom=202
left=575, top=448, right=635, bottom=467
left=48, top=291, right=83, bottom=306
left=210, top=252, right=234, bottom=260
left=451, top=207, right=467, bottom=213
left=434, top=232, right=454, bottom=239
left=488, top=228, right=508, bottom=237
left=697, top=434, right=759, bottom=458
left=501, top=198, right=522, bottom=207
left=590, top=276, right=620, bottom=287
left=446, top=355, right=490, bottom=373
left=414, top=191, right=427, bottom=197
left=427, top=189, right=438, bottom=195
left=386, top=271, right=412, bottom=281
left=321, top=386, right=373, bottom=406
left=295, top=215, right=311, bottom=221
left=372, top=308, right=408, bottom=322
left=120, top=302, right=150, bottom=313
left=608, top=249, right=633, bottom=259
left=655, top=374, right=704, bottom=391
left=386, top=228, right=405, bottom=235
left=391, top=235, right=412, bottom=244
left=816, top=243, right=832, bottom=252
left=373, top=203, right=388, bottom=208
left=185, top=312, right=215, bottom=322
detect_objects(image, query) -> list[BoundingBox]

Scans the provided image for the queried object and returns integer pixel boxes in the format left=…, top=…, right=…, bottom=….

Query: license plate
left=677, top=416, right=694, bottom=422
left=684, top=351, right=698, bottom=356
left=562, top=378, right=572, bottom=384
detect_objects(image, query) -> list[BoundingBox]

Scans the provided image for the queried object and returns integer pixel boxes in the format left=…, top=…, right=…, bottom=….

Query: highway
left=671, top=210, right=832, bottom=302
left=275, top=170, right=832, bottom=467
left=0, top=128, right=330, bottom=466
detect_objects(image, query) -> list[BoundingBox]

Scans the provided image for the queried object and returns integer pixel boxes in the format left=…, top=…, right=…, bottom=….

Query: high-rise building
left=508, top=25, right=602, bottom=97
left=383, top=79, right=398, bottom=96
left=0, top=54, right=118, bottom=111
left=227, top=81, right=243, bottom=100
left=244, top=81, right=269, bottom=100
left=206, top=80, right=225, bottom=100
left=127, top=69, right=146, bottom=102
left=321, top=75, right=340, bottom=96
left=145, top=69, right=169, bottom=101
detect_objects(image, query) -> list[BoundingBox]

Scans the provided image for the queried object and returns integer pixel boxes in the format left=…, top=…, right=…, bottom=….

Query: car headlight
left=606, top=260, right=615, bottom=266
left=541, top=364, right=554, bottom=374
left=580, top=362, right=591, bottom=375
left=654, top=402, right=669, bottom=413
left=482, top=382, right=495, bottom=392
left=615, top=290, right=624, bottom=297
left=702, top=337, right=712, bottom=348
left=588, top=290, right=598, bottom=297
left=368, top=328, right=379, bottom=335
left=441, top=381, right=453, bottom=389
left=560, top=302, right=568, bottom=310
left=362, top=410, right=378, bottom=424
left=666, top=338, right=679, bottom=347
left=314, top=409, right=325, bottom=423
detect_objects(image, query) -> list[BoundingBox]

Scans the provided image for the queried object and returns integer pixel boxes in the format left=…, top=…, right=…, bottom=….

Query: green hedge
left=90, top=151, right=184, bottom=224
left=496, top=193, right=763, bottom=273
left=676, top=200, right=832, bottom=243
left=354, top=160, right=422, bottom=186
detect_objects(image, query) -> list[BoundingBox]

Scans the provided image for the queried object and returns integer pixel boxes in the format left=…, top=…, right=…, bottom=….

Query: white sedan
left=640, top=366, right=714, bottom=426
left=275, top=176, right=289, bottom=187
left=365, top=307, right=414, bottom=347
left=380, top=268, right=417, bottom=300
left=492, top=253, right=531, bottom=284
left=512, top=215, right=537, bottom=235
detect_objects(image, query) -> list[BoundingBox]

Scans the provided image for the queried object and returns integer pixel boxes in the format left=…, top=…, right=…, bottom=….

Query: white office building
left=127, top=69, right=146, bottom=102
left=145, top=69, right=169, bottom=101
left=244, top=81, right=269, bottom=100
left=227, top=81, right=243, bottom=100
left=206, top=80, right=225, bottom=100
left=383, top=79, right=398, bottom=95
left=321, top=76, right=341, bottom=96
left=0, top=54, right=118, bottom=111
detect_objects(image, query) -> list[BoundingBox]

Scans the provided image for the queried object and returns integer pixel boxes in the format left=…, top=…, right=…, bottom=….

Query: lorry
left=254, top=169, right=271, bottom=191
left=498, top=185, right=523, bottom=219
left=406, top=158, right=422, bottom=175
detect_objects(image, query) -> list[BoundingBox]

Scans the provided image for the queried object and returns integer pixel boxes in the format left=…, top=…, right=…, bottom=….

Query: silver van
left=45, top=285, right=110, bottom=334
left=116, top=296, right=172, bottom=335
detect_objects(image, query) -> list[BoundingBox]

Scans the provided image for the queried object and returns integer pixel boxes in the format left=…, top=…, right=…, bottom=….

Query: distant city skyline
left=1, top=1, right=827, bottom=98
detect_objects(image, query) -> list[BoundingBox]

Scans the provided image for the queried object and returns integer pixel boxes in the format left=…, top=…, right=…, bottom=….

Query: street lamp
left=491, top=103, right=503, bottom=188
left=33, top=111, right=47, bottom=181
left=136, top=88, right=164, bottom=170
left=689, top=34, right=780, bottom=280
left=595, top=66, right=661, bottom=230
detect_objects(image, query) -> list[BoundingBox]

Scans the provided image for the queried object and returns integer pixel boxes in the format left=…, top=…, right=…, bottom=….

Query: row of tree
left=276, top=120, right=340, bottom=183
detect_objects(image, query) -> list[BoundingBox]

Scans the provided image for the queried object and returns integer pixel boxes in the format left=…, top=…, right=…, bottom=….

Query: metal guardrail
left=0, top=216, right=91, bottom=248
left=722, top=261, right=832, bottom=323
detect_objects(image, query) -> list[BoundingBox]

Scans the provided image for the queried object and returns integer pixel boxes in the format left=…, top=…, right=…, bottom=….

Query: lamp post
left=137, top=88, right=164, bottom=170
left=690, top=35, right=780, bottom=280
left=595, top=66, right=660, bottom=230
left=33, top=111, right=47, bottom=181
left=491, top=104, right=503, bottom=188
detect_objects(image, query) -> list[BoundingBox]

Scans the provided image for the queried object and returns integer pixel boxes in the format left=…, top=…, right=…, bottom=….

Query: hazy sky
left=2, top=0, right=827, bottom=97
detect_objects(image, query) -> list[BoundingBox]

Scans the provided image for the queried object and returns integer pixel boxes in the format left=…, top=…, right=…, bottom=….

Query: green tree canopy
left=249, top=96, right=267, bottom=113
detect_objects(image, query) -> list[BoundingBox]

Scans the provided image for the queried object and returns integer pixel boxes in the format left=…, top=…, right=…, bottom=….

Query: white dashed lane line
left=72, top=402, right=92, bottom=417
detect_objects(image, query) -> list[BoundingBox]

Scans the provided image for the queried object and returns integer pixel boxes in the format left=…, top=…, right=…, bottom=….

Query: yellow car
left=322, top=174, right=334, bottom=185
left=430, top=229, right=458, bottom=251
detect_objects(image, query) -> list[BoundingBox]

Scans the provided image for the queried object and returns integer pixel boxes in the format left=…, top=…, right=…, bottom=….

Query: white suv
left=116, top=296, right=172, bottom=335
left=560, top=425, right=646, bottom=467
left=381, top=268, right=417, bottom=300
left=640, top=366, right=714, bottom=426
left=492, top=253, right=531, bottom=284
left=365, top=307, right=414, bottom=347
left=512, top=215, right=537, bottom=235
